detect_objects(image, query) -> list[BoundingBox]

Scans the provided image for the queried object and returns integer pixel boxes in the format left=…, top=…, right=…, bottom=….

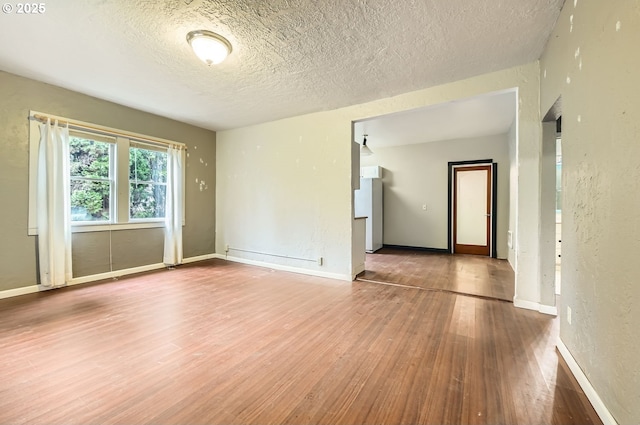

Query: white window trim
left=28, top=110, right=186, bottom=235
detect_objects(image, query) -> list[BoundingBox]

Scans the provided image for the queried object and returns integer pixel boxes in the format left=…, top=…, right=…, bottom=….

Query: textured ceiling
left=354, top=90, right=517, bottom=149
left=0, top=0, right=564, bottom=131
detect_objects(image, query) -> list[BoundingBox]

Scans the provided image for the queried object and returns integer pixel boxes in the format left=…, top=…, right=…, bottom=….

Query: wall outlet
left=317, top=257, right=323, bottom=266
left=567, top=306, right=572, bottom=325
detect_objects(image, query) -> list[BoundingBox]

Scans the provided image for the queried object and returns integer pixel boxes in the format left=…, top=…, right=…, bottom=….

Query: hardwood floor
left=0, top=259, right=600, bottom=424
left=358, top=247, right=515, bottom=302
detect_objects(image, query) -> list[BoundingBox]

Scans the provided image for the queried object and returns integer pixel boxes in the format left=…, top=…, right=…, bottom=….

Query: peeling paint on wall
left=569, top=14, right=574, bottom=32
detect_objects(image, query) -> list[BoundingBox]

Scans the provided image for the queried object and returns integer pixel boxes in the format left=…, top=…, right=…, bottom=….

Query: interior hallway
left=0, top=259, right=598, bottom=424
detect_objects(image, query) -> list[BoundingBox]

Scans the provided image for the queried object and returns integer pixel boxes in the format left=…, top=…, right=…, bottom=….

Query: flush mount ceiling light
left=361, top=134, right=373, bottom=156
left=186, top=30, right=232, bottom=65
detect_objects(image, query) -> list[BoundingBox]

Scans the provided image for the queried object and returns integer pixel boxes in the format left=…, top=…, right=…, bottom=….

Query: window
left=129, top=143, right=167, bottom=219
left=68, top=135, right=169, bottom=225
left=69, top=132, right=114, bottom=222
left=28, top=111, right=184, bottom=234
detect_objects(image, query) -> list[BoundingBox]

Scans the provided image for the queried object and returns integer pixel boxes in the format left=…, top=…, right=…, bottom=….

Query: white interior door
left=454, top=166, right=491, bottom=256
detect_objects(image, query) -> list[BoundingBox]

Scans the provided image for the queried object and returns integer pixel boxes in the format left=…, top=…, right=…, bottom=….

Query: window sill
left=29, top=220, right=185, bottom=235
left=71, top=221, right=165, bottom=233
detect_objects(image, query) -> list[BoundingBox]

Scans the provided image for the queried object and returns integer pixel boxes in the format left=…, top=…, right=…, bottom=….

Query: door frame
left=447, top=159, right=498, bottom=257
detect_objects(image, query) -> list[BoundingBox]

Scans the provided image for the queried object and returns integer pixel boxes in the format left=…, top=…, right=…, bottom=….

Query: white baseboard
left=538, top=304, right=558, bottom=316
left=0, top=254, right=218, bottom=300
left=69, top=262, right=166, bottom=286
left=214, top=253, right=352, bottom=282
left=70, top=252, right=219, bottom=285
left=0, top=252, right=348, bottom=300
left=182, top=253, right=217, bottom=264
left=0, top=285, right=39, bottom=300
left=513, top=297, right=540, bottom=311
left=352, top=263, right=365, bottom=280
left=513, top=297, right=557, bottom=316
left=557, top=339, right=618, bottom=425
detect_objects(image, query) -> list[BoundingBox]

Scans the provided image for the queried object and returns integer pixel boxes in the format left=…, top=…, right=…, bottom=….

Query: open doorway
left=541, top=100, right=562, bottom=307
left=555, top=122, right=562, bottom=294
left=351, top=90, right=517, bottom=301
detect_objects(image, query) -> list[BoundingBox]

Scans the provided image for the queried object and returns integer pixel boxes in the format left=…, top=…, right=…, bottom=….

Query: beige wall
left=216, top=112, right=353, bottom=279
left=507, top=121, right=517, bottom=268
left=0, top=71, right=216, bottom=290
left=539, top=122, right=558, bottom=308
left=361, top=134, right=510, bottom=258
left=71, top=228, right=165, bottom=277
left=540, top=1, right=640, bottom=423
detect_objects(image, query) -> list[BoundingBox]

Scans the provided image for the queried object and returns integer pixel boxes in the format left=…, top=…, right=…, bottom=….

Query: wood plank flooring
left=0, top=259, right=600, bottom=424
left=358, top=248, right=515, bottom=302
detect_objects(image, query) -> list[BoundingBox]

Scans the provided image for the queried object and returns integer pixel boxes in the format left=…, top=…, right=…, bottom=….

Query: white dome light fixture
left=186, top=30, right=232, bottom=65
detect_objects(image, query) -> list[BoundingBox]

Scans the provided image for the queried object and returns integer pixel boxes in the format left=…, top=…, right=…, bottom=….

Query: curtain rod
left=29, top=113, right=187, bottom=150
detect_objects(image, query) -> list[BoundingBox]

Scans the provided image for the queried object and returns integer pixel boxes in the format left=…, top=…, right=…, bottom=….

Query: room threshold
left=355, top=277, right=514, bottom=303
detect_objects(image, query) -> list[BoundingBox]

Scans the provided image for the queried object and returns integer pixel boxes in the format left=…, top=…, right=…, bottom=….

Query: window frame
left=68, top=129, right=116, bottom=225
left=28, top=111, right=185, bottom=235
left=128, top=141, right=169, bottom=222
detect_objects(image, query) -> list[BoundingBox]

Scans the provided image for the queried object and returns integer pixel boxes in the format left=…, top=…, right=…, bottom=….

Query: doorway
left=448, top=160, right=497, bottom=257
left=541, top=107, right=562, bottom=308
left=555, top=129, right=562, bottom=294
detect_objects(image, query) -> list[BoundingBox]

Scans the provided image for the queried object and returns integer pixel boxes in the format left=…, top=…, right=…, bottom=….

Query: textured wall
left=540, top=0, right=640, bottom=423
left=216, top=112, right=353, bottom=278
left=361, top=134, right=510, bottom=258
left=0, top=71, right=216, bottom=291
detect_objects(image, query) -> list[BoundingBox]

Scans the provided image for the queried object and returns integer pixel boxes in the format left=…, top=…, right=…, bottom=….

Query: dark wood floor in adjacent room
left=358, top=247, right=516, bottom=302
left=0, top=258, right=599, bottom=425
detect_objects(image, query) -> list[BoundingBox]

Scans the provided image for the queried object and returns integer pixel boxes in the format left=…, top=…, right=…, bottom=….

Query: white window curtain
left=37, top=119, right=72, bottom=288
left=163, top=145, right=183, bottom=266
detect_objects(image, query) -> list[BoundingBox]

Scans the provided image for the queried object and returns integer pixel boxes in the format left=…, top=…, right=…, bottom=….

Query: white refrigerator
left=355, top=178, right=383, bottom=253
